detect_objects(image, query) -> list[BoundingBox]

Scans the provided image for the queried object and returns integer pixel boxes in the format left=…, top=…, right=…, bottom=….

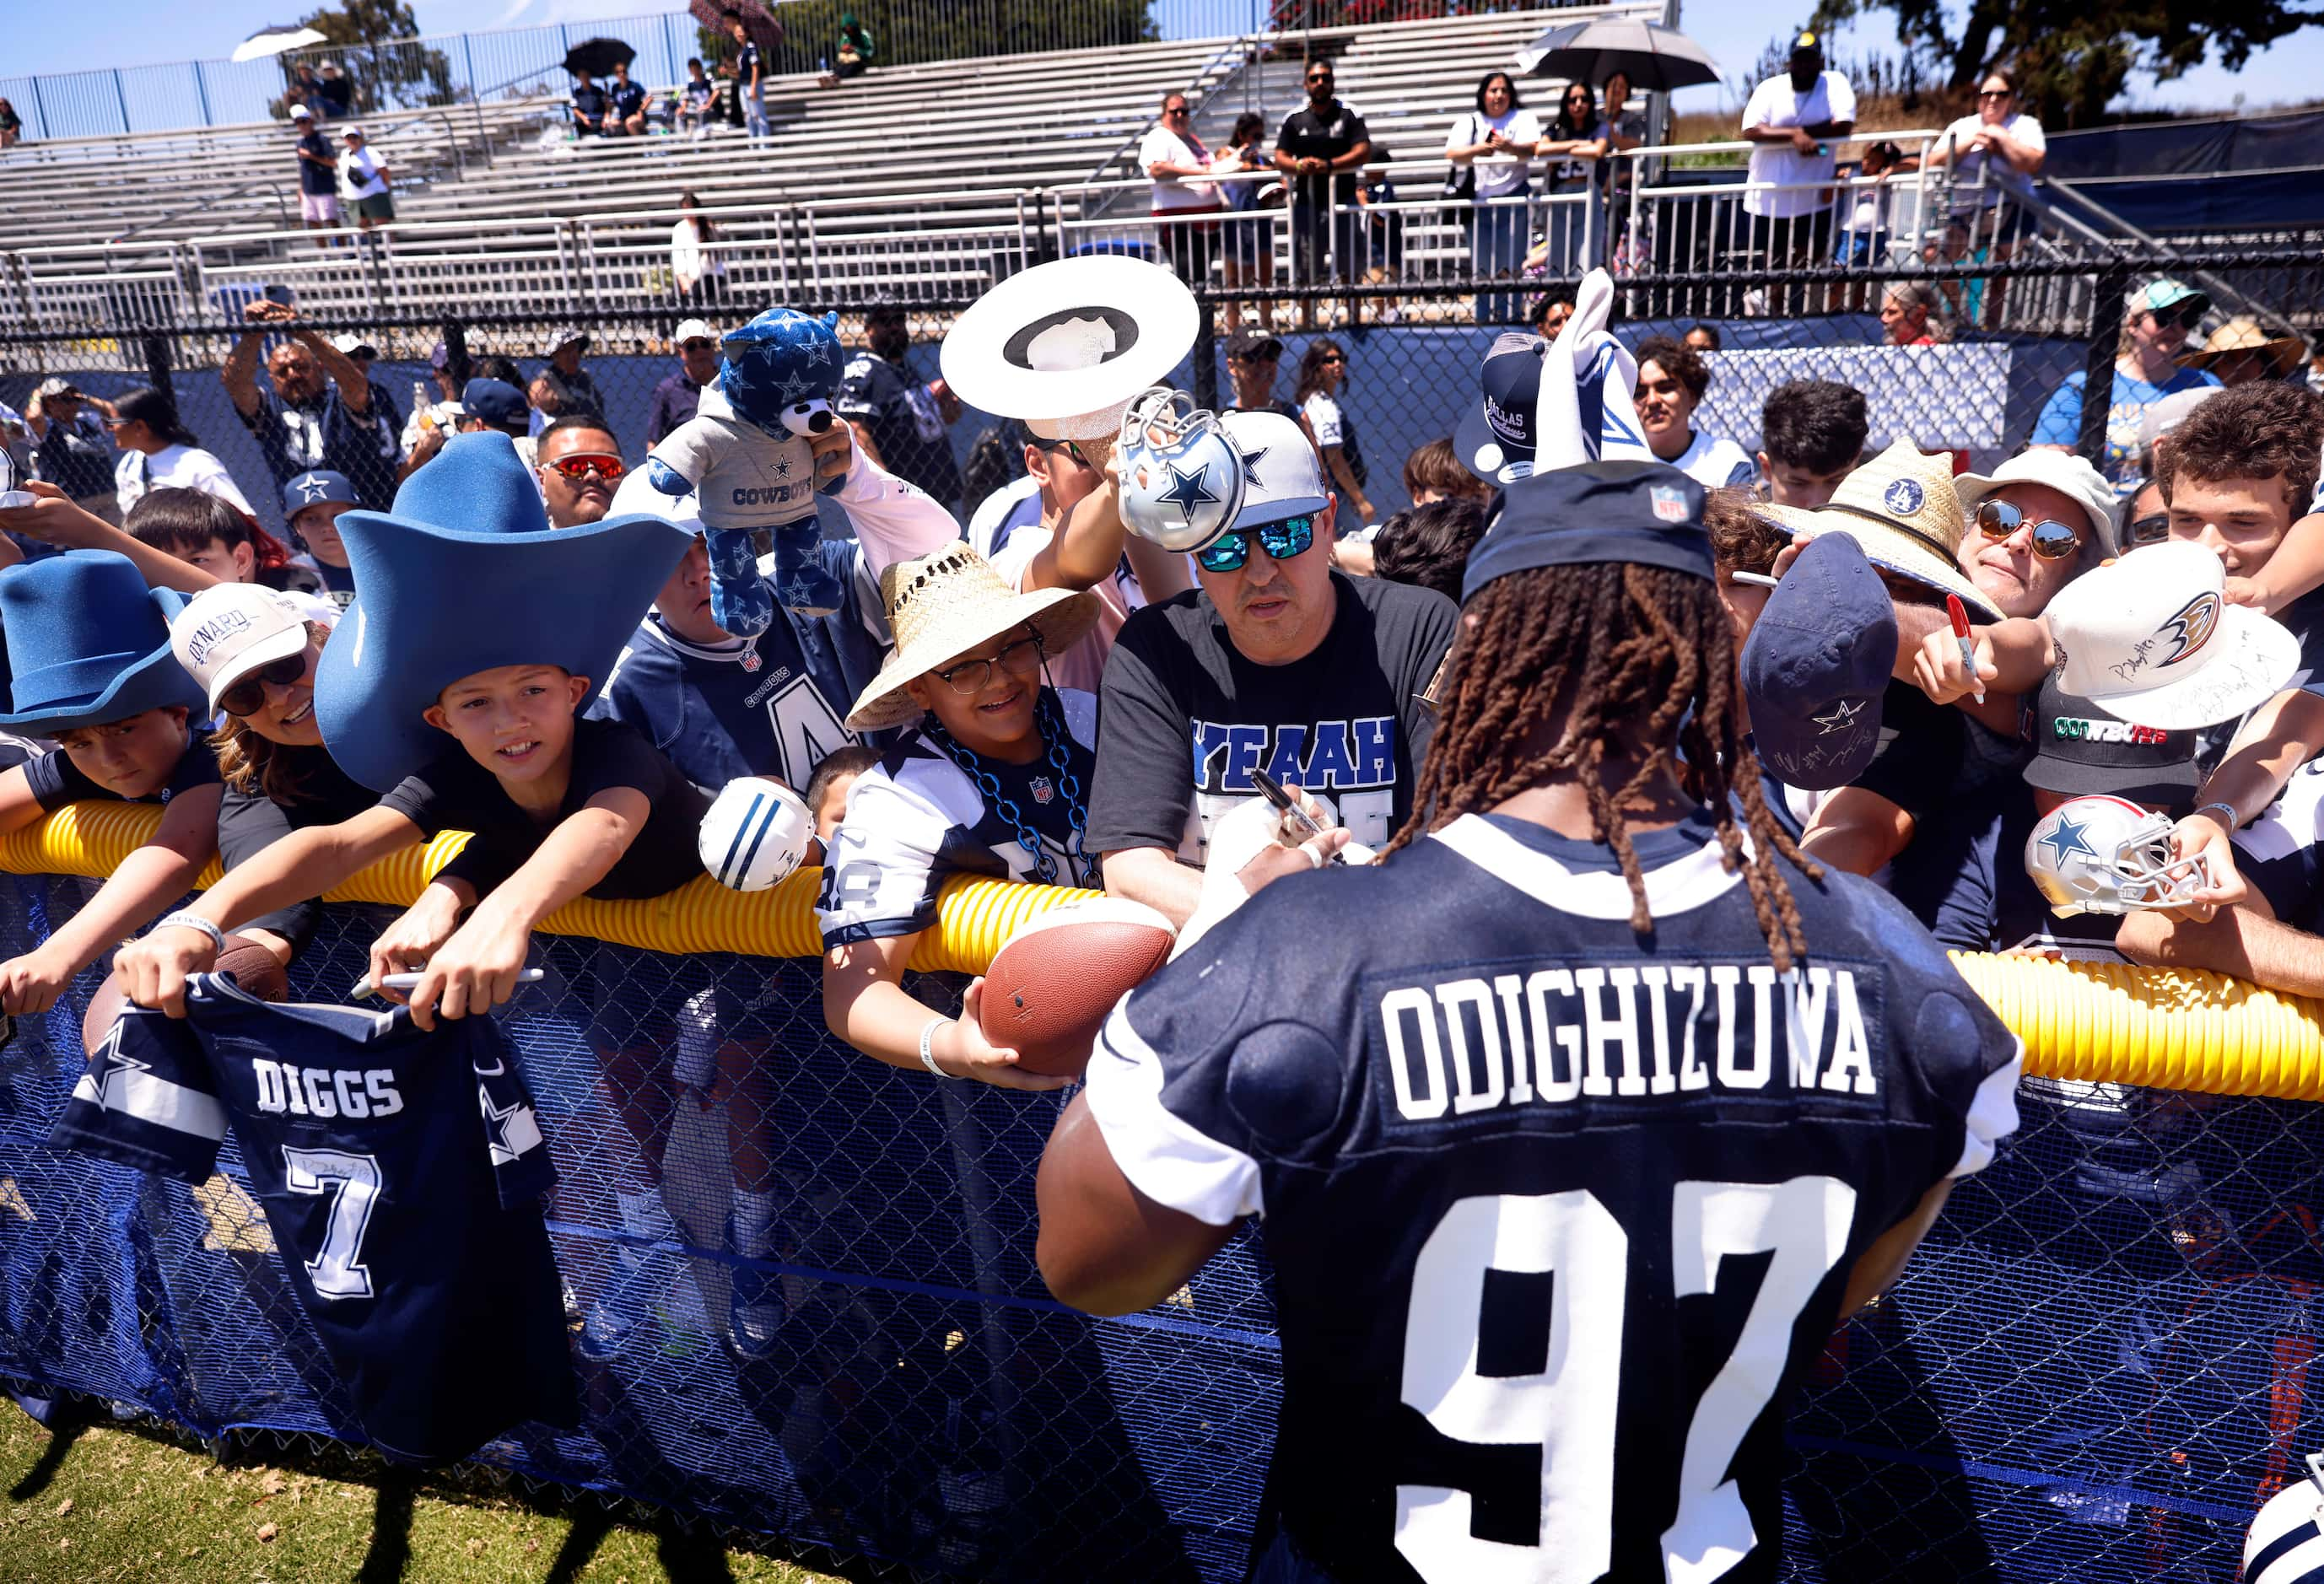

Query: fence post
left=2077, top=261, right=2133, bottom=471
left=112, top=69, right=132, bottom=135
left=444, top=318, right=471, bottom=389
left=1190, top=298, right=1218, bottom=412
left=142, top=332, right=175, bottom=405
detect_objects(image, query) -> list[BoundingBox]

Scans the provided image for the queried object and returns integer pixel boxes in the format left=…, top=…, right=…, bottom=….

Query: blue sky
left=9, top=0, right=2321, bottom=116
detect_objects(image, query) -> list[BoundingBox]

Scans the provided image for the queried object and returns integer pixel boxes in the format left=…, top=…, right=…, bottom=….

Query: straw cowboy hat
left=1757, top=439, right=2001, bottom=620
left=2181, top=316, right=2307, bottom=380
left=845, top=546, right=1102, bottom=733
left=0, top=550, right=202, bottom=733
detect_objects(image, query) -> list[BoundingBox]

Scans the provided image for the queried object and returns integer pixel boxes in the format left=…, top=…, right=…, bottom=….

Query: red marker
left=1945, top=593, right=1985, bottom=704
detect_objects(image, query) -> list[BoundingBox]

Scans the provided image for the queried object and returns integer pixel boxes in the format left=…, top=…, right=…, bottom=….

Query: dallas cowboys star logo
left=477, top=1086, right=542, bottom=1166
left=774, top=458, right=792, bottom=480
left=1157, top=461, right=1221, bottom=525
left=1237, top=445, right=1268, bottom=488
left=294, top=474, right=333, bottom=504
left=83, top=1024, right=143, bottom=1113
left=777, top=577, right=820, bottom=607
left=776, top=372, right=814, bottom=403
left=2037, top=813, right=2099, bottom=865
left=802, top=335, right=835, bottom=369
left=1810, top=698, right=1864, bottom=735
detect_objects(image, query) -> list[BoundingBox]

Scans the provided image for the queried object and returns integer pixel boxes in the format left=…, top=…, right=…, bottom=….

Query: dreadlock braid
left=1385, top=563, right=1820, bottom=972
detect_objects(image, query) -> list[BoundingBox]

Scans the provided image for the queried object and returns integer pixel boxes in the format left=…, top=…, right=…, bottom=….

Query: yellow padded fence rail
left=14, top=806, right=2324, bottom=1099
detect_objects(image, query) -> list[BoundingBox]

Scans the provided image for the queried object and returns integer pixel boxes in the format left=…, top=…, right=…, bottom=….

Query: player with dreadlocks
left=1038, top=458, right=2025, bottom=1583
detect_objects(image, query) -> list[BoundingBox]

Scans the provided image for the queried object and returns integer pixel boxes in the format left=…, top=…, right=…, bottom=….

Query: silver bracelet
left=2193, top=800, right=2240, bottom=830
left=919, top=1016, right=956, bottom=1080
left=154, top=911, right=224, bottom=954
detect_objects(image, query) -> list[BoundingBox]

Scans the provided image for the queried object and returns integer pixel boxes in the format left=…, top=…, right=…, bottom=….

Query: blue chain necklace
left=924, top=688, right=1099, bottom=887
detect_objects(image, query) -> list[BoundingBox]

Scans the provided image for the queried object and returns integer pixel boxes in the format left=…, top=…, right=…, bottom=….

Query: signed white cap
left=2048, top=541, right=2298, bottom=731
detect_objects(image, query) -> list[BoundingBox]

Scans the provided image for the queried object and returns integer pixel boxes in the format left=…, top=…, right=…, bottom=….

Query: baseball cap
left=341, top=126, right=364, bottom=141
left=461, top=377, right=528, bottom=430
left=282, top=470, right=357, bottom=519
left=2138, top=385, right=2221, bottom=454
left=1463, top=460, right=1712, bottom=604
left=1789, top=30, right=1823, bottom=58
left=428, top=340, right=450, bottom=370
left=289, top=104, right=314, bottom=120
left=675, top=317, right=716, bottom=346
left=1219, top=409, right=1328, bottom=530
left=542, top=326, right=589, bottom=355
left=169, top=584, right=318, bottom=714
left=2130, top=277, right=2209, bottom=321
left=2023, top=673, right=2197, bottom=809
left=2046, top=540, right=2298, bottom=730
left=1455, top=332, right=1549, bottom=484
left=1739, top=534, right=1896, bottom=789
left=329, top=331, right=378, bottom=359
left=1225, top=328, right=1283, bottom=361
left=35, top=377, right=81, bottom=400
left=1955, top=450, right=2122, bottom=559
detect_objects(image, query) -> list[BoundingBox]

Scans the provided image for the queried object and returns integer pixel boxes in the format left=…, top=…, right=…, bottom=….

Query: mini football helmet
left=2246, top=1452, right=2324, bottom=1584
left=1116, top=387, right=1246, bottom=552
left=2025, top=794, right=2212, bottom=918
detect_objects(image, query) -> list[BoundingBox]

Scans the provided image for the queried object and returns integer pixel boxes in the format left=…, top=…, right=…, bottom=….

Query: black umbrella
left=563, top=37, right=637, bottom=78
left=1515, top=18, right=1721, bottom=92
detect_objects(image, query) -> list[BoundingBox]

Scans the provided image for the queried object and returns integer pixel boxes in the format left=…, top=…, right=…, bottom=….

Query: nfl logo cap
left=2046, top=539, right=2296, bottom=731
left=1219, top=408, right=1329, bottom=530
left=1740, top=534, right=1896, bottom=790
left=170, top=584, right=319, bottom=715
left=2023, top=671, right=2197, bottom=810
left=1462, top=460, right=1711, bottom=604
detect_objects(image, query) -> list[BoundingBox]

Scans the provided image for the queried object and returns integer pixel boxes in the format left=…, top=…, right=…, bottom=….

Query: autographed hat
left=1221, top=408, right=1329, bottom=530
left=2023, top=673, right=2197, bottom=809
left=939, top=256, right=1198, bottom=440
left=845, top=545, right=1103, bottom=732
left=0, top=550, right=201, bottom=733
left=282, top=468, right=356, bottom=519
left=1758, top=439, right=2000, bottom=619
left=1459, top=270, right=1653, bottom=487
left=170, top=584, right=321, bottom=715
left=2183, top=316, right=2307, bottom=380
left=1740, top=535, right=1896, bottom=790
left=1463, top=461, right=1712, bottom=603
left=1955, top=450, right=2121, bottom=559
left=2046, top=539, right=2296, bottom=732
left=314, top=432, right=692, bottom=789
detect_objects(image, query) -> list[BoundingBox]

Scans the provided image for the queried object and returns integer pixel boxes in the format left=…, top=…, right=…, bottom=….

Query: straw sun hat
left=2181, top=316, right=2307, bottom=380
left=844, top=546, right=1103, bottom=733
left=1755, top=439, right=2002, bottom=620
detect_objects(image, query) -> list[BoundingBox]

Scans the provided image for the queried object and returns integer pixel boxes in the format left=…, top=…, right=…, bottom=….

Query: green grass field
left=0, top=1404, right=853, bottom=1584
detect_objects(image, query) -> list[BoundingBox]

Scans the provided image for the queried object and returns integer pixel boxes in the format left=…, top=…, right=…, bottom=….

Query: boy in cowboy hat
left=0, top=550, right=223, bottom=1019
left=818, top=544, right=1103, bottom=1089
left=117, top=434, right=696, bottom=1031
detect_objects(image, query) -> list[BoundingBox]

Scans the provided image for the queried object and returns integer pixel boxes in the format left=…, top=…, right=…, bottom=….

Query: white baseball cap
left=2047, top=540, right=2298, bottom=731
left=1219, top=409, right=1329, bottom=530
left=289, top=104, right=314, bottom=120
left=1955, top=450, right=2122, bottom=558
left=169, top=585, right=320, bottom=714
left=674, top=317, right=716, bottom=345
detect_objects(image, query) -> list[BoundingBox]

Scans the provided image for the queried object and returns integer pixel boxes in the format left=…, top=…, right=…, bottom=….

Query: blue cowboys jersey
left=1083, top=810, right=2022, bottom=1582
left=48, top=976, right=577, bottom=1465
left=818, top=688, right=1098, bottom=947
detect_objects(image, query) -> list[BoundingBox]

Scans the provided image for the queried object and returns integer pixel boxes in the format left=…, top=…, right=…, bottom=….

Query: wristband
left=919, top=1016, right=955, bottom=1080
left=2193, top=801, right=2240, bottom=830
left=154, top=911, right=224, bottom=954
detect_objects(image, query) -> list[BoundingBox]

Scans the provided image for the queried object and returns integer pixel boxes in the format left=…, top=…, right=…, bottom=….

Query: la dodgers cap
left=2046, top=539, right=2297, bottom=731
left=1740, top=533, right=1896, bottom=790
left=1461, top=460, right=1712, bottom=604
left=2023, top=672, right=2198, bottom=808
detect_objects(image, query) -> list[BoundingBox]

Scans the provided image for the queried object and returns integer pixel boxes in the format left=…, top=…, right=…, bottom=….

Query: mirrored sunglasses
left=2126, top=511, right=2171, bottom=547
left=1195, top=513, right=1318, bottom=574
left=218, top=653, right=309, bottom=718
left=1976, top=499, right=2082, bottom=560
left=547, top=453, right=627, bottom=482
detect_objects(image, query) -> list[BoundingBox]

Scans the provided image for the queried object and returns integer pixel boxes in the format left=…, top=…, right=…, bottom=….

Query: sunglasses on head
left=218, top=653, right=309, bottom=718
left=2127, top=511, right=2171, bottom=547
left=1195, top=513, right=1318, bottom=574
left=547, top=453, right=626, bottom=482
left=1976, top=499, right=2082, bottom=560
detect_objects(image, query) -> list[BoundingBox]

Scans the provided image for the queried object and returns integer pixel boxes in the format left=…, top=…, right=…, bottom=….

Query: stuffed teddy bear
left=643, top=307, right=847, bottom=633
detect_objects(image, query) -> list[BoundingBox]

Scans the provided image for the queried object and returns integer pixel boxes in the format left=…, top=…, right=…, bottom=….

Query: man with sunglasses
left=649, top=318, right=722, bottom=447
left=224, top=298, right=398, bottom=509
left=1087, top=409, right=1456, bottom=926
left=537, top=416, right=628, bottom=529
left=1953, top=450, right=2118, bottom=621
left=1143, top=91, right=1218, bottom=290
left=2032, top=279, right=2221, bottom=495
left=1273, top=59, right=1371, bottom=314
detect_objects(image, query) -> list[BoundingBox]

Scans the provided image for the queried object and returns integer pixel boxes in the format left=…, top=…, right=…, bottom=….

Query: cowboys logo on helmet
left=2246, top=1454, right=2324, bottom=1584
left=1116, top=387, right=1247, bottom=552
left=2024, top=794, right=2212, bottom=917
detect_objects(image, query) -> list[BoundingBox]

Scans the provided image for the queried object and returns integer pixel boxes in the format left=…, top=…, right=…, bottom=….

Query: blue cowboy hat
left=0, top=550, right=202, bottom=733
left=314, top=432, right=693, bottom=791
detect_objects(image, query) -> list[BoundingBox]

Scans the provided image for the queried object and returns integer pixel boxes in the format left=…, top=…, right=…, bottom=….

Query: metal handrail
left=109, top=177, right=292, bottom=244
left=2040, top=177, right=2305, bottom=337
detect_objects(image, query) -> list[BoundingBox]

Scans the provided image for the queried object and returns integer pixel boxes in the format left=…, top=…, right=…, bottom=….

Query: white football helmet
left=2025, top=794, right=2212, bottom=918
left=699, top=778, right=814, bottom=892
left=1115, top=387, right=1246, bottom=552
left=2246, top=1453, right=2324, bottom=1584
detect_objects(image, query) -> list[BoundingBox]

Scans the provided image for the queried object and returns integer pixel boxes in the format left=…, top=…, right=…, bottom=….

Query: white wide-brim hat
left=2049, top=541, right=2298, bottom=731
left=939, top=256, right=1198, bottom=440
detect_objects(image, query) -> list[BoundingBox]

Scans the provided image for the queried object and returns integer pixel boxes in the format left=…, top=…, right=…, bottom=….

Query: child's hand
left=402, top=909, right=531, bottom=1031
left=365, top=892, right=466, bottom=1007
left=0, top=946, right=74, bottom=1016
left=117, top=924, right=220, bottom=1018
left=933, top=981, right=1071, bottom=1091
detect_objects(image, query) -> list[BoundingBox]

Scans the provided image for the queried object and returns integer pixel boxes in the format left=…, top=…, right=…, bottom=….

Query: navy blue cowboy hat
left=0, top=550, right=202, bottom=734
left=314, top=431, right=693, bottom=791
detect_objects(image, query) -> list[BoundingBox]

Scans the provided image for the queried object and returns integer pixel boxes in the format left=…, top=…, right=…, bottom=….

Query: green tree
left=299, top=0, right=456, bottom=111
left=1808, top=0, right=2319, bottom=127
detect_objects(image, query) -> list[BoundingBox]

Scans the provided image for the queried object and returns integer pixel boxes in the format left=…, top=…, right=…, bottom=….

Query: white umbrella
left=232, top=24, right=330, bottom=64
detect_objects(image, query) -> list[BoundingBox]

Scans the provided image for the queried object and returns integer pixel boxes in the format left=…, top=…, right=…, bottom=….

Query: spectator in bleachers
left=1529, top=282, right=1576, bottom=339
left=110, top=387, right=255, bottom=521
left=1595, top=68, right=1643, bottom=189
left=1912, top=68, right=2044, bottom=302
left=127, top=488, right=325, bottom=603
left=569, top=67, right=609, bottom=137
left=1213, top=112, right=1270, bottom=303
left=1758, top=379, right=1867, bottom=508
left=401, top=342, right=462, bottom=463
left=678, top=59, right=716, bottom=136
left=338, top=127, right=393, bottom=230
left=1143, top=92, right=1217, bottom=292
left=1444, top=71, right=1539, bottom=326
left=1880, top=282, right=1952, bottom=346
left=1836, top=139, right=1906, bottom=270
left=531, top=329, right=608, bottom=425
left=1537, top=81, right=1602, bottom=273
left=1685, top=322, right=1722, bottom=354
left=292, top=63, right=327, bottom=116
left=833, top=13, right=875, bottom=79
left=671, top=193, right=727, bottom=306
left=1274, top=58, right=1370, bottom=327
left=316, top=61, right=353, bottom=119
left=288, top=105, right=342, bottom=236
left=1739, top=31, right=1855, bottom=296
left=1297, top=339, right=1374, bottom=529
left=1402, top=437, right=1490, bottom=507
left=725, top=11, right=768, bottom=137
left=1372, top=497, right=1487, bottom=604
left=2031, top=277, right=2220, bottom=494
left=25, top=379, right=121, bottom=525
left=226, top=299, right=397, bottom=509
left=842, top=302, right=964, bottom=517
left=607, top=62, right=649, bottom=137
left=649, top=319, right=720, bottom=448
left=0, top=99, right=22, bottom=149
left=536, top=416, right=626, bottom=530
left=2183, top=318, right=2310, bottom=389
left=1632, top=335, right=1756, bottom=488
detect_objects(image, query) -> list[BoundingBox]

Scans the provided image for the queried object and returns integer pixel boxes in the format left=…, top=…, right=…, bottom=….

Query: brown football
left=214, top=933, right=292, bottom=1005
left=978, top=899, right=1177, bottom=1077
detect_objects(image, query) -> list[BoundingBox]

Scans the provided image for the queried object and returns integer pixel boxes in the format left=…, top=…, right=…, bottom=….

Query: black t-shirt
left=376, top=717, right=709, bottom=902
left=609, top=81, right=646, bottom=121
left=24, top=735, right=220, bottom=812
left=295, top=129, right=338, bottom=196
left=1276, top=100, right=1370, bottom=207
left=1087, top=570, right=1456, bottom=861
left=1851, top=682, right=2032, bottom=819
left=537, top=364, right=605, bottom=423
left=218, top=748, right=380, bottom=948
left=570, top=84, right=607, bottom=127
left=838, top=350, right=963, bottom=504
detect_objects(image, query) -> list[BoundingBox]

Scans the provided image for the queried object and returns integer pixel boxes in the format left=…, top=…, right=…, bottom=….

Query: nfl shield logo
left=1029, top=777, right=1054, bottom=805
left=1649, top=485, right=1688, bottom=524
left=739, top=646, right=763, bottom=673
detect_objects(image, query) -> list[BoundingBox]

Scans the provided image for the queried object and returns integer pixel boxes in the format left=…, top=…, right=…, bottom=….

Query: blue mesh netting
left=0, top=869, right=2319, bottom=1581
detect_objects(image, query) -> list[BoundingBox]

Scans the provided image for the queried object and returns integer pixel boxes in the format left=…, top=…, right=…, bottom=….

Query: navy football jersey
left=1084, top=810, right=2022, bottom=1583
left=48, top=976, right=577, bottom=1465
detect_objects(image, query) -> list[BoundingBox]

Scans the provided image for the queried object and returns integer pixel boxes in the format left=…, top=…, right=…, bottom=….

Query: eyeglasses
left=1976, top=499, right=2083, bottom=560
left=931, top=633, right=1043, bottom=694
left=2126, top=511, right=2171, bottom=547
left=218, top=653, right=310, bottom=718
left=1977, top=89, right=2013, bottom=100
left=1317, top=353, right=1345, bottom=365
left=2147, top=304, right=2202, bottom=331
left=1194, top=513, right=1318, bottom=574
left=546, top=453, right=627, bottom=482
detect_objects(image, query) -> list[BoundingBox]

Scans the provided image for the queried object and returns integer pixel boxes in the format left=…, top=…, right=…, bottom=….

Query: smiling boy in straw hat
left=818, top=544, right=1103, bottom=1089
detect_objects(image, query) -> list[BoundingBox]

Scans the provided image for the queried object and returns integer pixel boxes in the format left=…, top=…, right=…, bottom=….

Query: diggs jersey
left=818, top=688, right=1099, bottom=947
left=48, top=977, right=578, bottom=1466
left=1085, top=810, right=2022, bottom=1583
